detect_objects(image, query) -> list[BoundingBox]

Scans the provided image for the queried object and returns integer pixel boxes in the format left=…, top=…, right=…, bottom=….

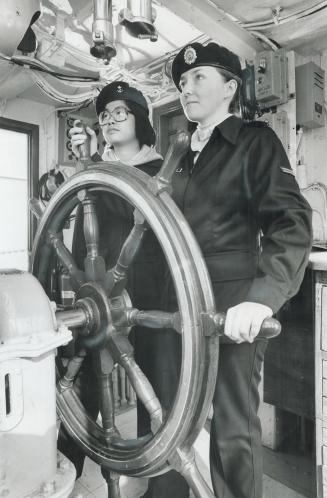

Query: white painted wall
left=1, top=97, right=57, bottom=175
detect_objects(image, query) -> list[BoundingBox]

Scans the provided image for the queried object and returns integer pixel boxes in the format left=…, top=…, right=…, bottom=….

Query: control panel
left=57, top=111, right=104, bottom=166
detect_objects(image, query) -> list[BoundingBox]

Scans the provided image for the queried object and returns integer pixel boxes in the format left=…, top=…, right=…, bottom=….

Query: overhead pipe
left=119, top=0, right=158, bottom=42
left=90, top=0, right=116, bottom=62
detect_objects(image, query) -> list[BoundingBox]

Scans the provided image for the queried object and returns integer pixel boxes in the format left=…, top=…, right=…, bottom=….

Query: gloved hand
left=224, top=302, right=273, bottom=343
left=69, top=119, right=98, bottom=158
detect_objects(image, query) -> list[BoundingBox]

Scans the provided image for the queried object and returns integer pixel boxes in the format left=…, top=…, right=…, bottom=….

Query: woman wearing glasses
left=71, top=81, right=161, bottom=167
left=59, top=82, right=166, bottom=483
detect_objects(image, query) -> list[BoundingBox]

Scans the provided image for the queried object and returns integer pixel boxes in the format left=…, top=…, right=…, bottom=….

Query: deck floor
left=67, top=408, right=311, bottom=498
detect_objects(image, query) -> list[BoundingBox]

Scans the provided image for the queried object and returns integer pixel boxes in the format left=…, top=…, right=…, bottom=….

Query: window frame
left=0, top=117, right=39, bottom=261
left=152, top=99, right=186, bottom=156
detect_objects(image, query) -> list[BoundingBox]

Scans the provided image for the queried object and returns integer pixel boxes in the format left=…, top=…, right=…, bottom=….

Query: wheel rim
left=31, top=163, right=219, bottom=476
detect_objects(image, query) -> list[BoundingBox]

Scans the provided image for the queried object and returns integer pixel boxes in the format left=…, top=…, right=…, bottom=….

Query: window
left=0, top=118, right=39, bottom=271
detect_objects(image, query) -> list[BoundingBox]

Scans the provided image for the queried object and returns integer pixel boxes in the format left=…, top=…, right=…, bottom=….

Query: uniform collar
left=196, top=113, right=232, bottom=138
left=191, top=113, right=232, bottom=153
left=102, top=144, right=162, bottom=166
left=213, top=115, right=243, bottom=145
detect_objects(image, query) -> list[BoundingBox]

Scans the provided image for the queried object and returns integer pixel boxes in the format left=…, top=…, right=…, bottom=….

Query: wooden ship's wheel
left=31, top=133, right=280, bottom=498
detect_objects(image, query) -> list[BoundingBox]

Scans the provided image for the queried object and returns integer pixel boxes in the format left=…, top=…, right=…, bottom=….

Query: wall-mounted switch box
left=296, top=62, right=325, bottom=129
left=254, top=49, right=288, bottom=108
left=257, top=110, right=289, bottom=154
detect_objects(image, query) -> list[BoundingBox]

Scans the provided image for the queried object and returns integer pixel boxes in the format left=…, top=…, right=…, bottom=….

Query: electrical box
left=296, top=62, right=325, bottom=128
left=57, top=111, right=104, bottom=166
left=254, top=49, right=288, bottom=108
left=257, top=110, right=289, bottom=154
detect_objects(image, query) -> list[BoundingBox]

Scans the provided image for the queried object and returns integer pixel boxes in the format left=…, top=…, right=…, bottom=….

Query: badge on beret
left=184, top=46, right=197, bottom=65
left=116, top=85, right=123, bottom=93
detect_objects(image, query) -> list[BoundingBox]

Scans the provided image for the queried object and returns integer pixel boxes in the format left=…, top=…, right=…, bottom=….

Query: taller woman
left=143, top=42, right=312, bottom=498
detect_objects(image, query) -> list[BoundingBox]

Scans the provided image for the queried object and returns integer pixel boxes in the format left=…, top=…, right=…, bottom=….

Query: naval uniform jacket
left=170, top=115, right=312, bottom=315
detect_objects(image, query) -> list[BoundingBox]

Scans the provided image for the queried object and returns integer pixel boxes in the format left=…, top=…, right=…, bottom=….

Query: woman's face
left=179, top=66, right=233, bottom=126
left=100, top=99, right=137, bottom=147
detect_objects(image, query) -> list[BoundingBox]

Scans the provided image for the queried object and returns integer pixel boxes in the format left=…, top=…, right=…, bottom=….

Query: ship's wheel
left=31, top=133, right=279, bottom=498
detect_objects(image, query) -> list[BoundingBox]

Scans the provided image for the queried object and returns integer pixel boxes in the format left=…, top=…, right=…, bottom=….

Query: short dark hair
left=217, top=68, right=241, bottom=114
left=127, top=101, right=156, bottom=147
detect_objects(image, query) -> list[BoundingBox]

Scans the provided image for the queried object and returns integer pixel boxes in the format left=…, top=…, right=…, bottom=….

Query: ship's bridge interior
left=2, top=1, right=327, bottom=498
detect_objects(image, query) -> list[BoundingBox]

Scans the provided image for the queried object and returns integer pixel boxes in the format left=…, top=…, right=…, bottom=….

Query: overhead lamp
left=119, top=0, right=158, bottom=42
left=90, top=0, right=116, bottom=62
left=0, top=0, right=40, bottom=57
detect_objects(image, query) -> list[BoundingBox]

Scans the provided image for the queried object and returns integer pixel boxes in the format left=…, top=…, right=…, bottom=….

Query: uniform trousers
left=141, top=339, right=267, bottom=498
left=142, top=279, right=268, bottom=498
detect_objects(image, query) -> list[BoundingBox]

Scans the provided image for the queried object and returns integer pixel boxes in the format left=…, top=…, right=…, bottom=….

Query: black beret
left=171, top=42, right=242, bottom=90
left=96, top=81, right=149, bottom=116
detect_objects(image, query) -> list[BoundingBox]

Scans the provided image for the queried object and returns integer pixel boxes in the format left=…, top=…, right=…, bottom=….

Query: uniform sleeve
left=245, top=127, right=312, bottom=313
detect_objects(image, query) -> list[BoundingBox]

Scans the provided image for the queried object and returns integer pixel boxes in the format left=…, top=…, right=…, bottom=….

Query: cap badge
left=184, top=46, right=197, bottom=65
left=116, top=85, right=123, bottom=93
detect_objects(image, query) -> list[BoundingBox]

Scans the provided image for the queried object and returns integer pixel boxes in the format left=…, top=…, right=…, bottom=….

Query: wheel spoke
left=57, top=350, right=86, bottom=391
left=92, top=349, right=120, bottom=440
left=78, top=189, right=106, bottom=282
left=105, top=209, right=147, bottom=296
left=123, top=309, right=181, bottom=333
left=170, top=446, right=215, bottom=498
left=97, top=373, right=119, bottom=436
left=101, top=469, right=121, bottom=498
left=36, top=196, right=80, bottom=288
left=118, top=352, right=162, bottom=434
left=48, top=231, right=85, bottom=291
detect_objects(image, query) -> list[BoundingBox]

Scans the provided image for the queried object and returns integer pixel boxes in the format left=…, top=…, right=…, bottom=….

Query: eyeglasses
left=99, top=106, right=132, bottom=126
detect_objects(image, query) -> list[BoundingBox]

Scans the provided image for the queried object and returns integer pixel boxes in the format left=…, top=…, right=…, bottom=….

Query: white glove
left=224, top=302, right=273, bottom=343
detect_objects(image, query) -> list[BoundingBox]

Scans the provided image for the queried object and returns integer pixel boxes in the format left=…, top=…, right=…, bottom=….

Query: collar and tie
left=190, top=113, right=233, bottom=160
left=191, top=124, right=217, bottom=154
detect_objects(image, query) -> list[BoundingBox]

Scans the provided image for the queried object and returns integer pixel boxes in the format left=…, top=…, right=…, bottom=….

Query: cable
left=240, top=1, right=327, bottom=30
left=31, top=72, right=96, bottom=104
left=250, top=31, right=280, bottom=51
left=11, top=55, right=99, bottom=82
left=296, top=127, right=304, bottom=155
left=0, top=52, right=11, bottom=62
left=1, top=53, right=100, bottom=85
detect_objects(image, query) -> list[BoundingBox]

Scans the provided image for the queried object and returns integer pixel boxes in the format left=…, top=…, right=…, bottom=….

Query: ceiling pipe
left=160, top=0, right=261, bottom=60
left=90, top=0, right=116, bottom=62
left=119, top=0, right=158, bottom=42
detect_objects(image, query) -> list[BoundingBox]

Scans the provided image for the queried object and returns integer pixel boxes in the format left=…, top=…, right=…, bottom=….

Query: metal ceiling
left=1, top=0, right=327, bottom=107
left=212, top=0, right=327, bottom=53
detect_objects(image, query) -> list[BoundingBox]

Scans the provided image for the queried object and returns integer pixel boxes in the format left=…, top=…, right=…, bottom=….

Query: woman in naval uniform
left=142, top=42, right=312, bottom=498
left=58, top=81, right=165, bottom=480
